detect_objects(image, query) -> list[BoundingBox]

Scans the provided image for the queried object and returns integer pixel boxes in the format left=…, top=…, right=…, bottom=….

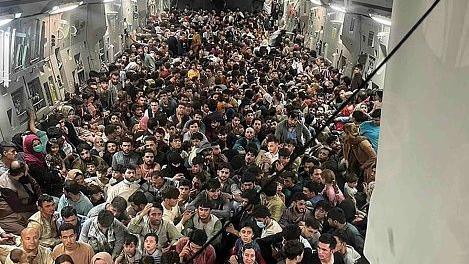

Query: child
left=9, top=248, right=28, bottom=264
left=115, top=233, right=142, bottom=264
left=85, top=163, right=97, bottom=178
left=344, top=173, right=359, bottom=206
left=142, top=233, right=161, bottom=264
left=344, top=173, right=367, bottom=223
left=229, top=223, right=266, bottom=264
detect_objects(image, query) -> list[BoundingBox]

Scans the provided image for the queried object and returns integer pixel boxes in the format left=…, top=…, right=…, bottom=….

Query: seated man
left=279, top=192, right=313, bottom=228
left=57, top=180, right=94, bottom=216
left=5, top=227, right=53, bottom=264
left=106, top=165, right=140, bottom=202
left=177, top=200, right=222, bottom=246
left=161, top=186, right=181, bottom=223
left=326, top=207, right=364, bottom=255
left=251, top=205, right=282, bottom=238
left=56, top=206, right=86, bottom=236
left=188, top=178, right=231, bottom=220
left=51, top=223, right=94, bottom=263
left=175, top=229, right=216, bottom=264
left=79, top=210, right=127, bottom=258
left=128, top=203, right=182, bottom=249
left=72, top=143, right=108, bottom=173
left=115, top=233, right=142, bottom=264
left=140, top=170, right=174, bottom=202
left=87, top=196, right=130, bottom=225
left=27, top=194, right=60, bottom=248
left=0, top=161, right=41, bottom=234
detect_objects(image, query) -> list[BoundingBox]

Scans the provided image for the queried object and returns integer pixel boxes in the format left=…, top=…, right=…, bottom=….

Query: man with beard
left=106, top=164, right=140, bottom=202
left=188, top=178, right=231, bottom=220
left=236, top=145, right=258, bottom=175
left=188, top=156, right=210, bottom=183
left=98, top=77, right=111, bottom=111
left=275, top=110, right=311, bottom=147
left=233, top=127, right=261, bottom=152
left=111, top=137, right=141, bottom=169
left=108, top=71, right=122, bottom=108
left=279, top=193, right=313, bottom=228
left=0, top=161, right=41, bottom=234
left=128, top=202, right=182, bottom=249
left=216, top=162, right=242, bottom=203
left=178, top=200, right=223, bottom=247
left=137, top=149, right=161, bottom=181
left=169, top=102, right=190, bottom=130
left=72, top=143, right=108, bottom=173
left=321, top=135, right=346, bottom=188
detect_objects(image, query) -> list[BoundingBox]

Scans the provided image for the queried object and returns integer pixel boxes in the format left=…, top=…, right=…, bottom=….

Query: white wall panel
left=365, top=0, right=469, bottom=263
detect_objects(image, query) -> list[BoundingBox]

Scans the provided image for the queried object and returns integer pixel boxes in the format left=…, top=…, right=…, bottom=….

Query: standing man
left=275, top=110, right=311, bottom=147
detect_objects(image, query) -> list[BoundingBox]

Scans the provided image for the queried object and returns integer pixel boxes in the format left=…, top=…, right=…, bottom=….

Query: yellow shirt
left=27, top=212, right=60, bottom=249
left=51, top=242, right=95, bottom=264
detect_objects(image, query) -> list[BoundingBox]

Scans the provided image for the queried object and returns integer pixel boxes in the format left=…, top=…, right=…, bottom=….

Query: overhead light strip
left=370, top=14, right=392, bottom=26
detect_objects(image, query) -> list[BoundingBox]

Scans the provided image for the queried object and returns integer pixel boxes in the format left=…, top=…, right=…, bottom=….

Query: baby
left=9, top=248, right=29, bottom=264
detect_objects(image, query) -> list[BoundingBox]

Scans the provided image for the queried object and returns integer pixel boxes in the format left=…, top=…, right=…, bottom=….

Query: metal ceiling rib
left=352, top=0, right=393, bottom=12
left=0, top=0, right=48, bottom=8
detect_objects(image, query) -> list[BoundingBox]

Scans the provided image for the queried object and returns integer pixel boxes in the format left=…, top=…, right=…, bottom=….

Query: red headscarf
left=23, top=134, right=46, bottom=168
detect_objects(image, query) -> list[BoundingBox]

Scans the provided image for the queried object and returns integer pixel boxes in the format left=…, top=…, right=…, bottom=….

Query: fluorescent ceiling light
left=14, top=13, right=22, bottom=18
left=49, top=2, right=81, bottom=14
left=370, top=14, right=391, bottom=26
left=330, top=4, right=346, bottom=13
left=0, top=18, right=13, bottom=27
left=310, top=0, right=322, bottom=5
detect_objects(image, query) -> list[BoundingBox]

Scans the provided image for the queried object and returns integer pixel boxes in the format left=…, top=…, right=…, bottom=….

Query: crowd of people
left=0, top=7, right=381, bottom=264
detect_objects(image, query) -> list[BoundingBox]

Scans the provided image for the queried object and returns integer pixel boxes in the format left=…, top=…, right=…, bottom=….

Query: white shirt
left=261, top=219, right=283, bottom=238
left=162, top=202, right=180, bottom=223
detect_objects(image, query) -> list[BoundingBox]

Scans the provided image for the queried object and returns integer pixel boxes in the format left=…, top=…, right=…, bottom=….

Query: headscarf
left=91, top=252, right=113, bottom=264
left=23, top=134, right=46, bottom=168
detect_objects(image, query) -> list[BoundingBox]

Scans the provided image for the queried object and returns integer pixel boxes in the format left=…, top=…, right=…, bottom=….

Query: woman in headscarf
left=91, top=252, right=113, bottom=264
left=24, top=111, right=49, bottom=190
left=343, top=123, right=377, bottom=183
